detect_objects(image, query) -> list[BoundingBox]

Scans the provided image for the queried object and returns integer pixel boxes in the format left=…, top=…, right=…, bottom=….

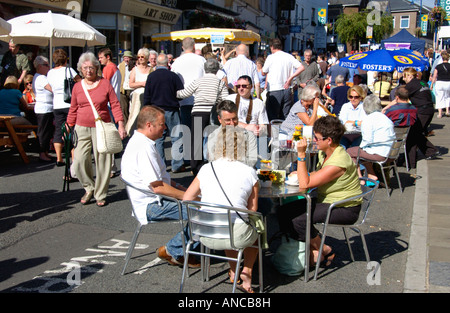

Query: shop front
left=88, top=0, right=182, bottom=61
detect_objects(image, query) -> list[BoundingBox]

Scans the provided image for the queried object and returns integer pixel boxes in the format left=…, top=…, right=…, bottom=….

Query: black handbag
left=64, top=66, right=76, bottom=103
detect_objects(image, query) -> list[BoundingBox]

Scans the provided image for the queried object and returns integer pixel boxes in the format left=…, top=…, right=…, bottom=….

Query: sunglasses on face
left=314, top=135, right=328, bottom=141
left=348, top=95, right=361, bottom=100
left=138, top=56, right=146, bottom=59
left=236, top=84, right=250, bottom=89
left=26, top=82, right=32, bottom=85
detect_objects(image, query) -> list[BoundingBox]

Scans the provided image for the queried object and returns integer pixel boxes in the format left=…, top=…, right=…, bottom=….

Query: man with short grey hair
left=296, top=49, right=320, bottom=98
left=327, top=74, right=349, bottom=116
left=149, top=49, right=158, bottom=71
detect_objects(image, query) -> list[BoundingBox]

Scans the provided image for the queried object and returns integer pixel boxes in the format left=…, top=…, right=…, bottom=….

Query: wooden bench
left=0, top=116, right=38, bottom=164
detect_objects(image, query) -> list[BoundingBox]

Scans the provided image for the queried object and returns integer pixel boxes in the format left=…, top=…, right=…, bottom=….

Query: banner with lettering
left=318, top=8, right=327, bottom=25
left=440, top=0, right=450, bottom=21
left=421, top=15, right=428, bottom=36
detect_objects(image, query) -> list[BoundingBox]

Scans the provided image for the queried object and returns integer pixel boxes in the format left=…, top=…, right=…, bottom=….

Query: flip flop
left=320, top=249, right=336, bottom=268
left=237, top=283, right=255, bottom=294
left=228, top=269, right=242, bottom=285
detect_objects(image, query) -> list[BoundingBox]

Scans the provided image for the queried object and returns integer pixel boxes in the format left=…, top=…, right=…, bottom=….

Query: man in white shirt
left=226, top=75, right=269, bottom=137
left=121, top=105, right=200, bottom=268
left=262, top=38, right=305, bottom=121
left=171, top=37, right=206, bottom=129
left=223, top=44, right=260, bottom=98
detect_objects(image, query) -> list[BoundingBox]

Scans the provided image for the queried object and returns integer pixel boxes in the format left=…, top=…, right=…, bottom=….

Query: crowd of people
left=1, top=37, right=446, bottom=291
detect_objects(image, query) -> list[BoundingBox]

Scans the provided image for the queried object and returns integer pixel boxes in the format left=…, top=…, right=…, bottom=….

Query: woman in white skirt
left=431, top=51, right=450, bottom=118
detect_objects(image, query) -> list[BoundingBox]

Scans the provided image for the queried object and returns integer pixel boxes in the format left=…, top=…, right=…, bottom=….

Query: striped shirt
left=176, top=73, right=229, bottom=114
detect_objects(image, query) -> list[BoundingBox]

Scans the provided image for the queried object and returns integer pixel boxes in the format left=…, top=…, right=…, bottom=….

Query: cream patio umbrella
left=0, top=11, right=106, bottom=59
left=151, top=27, right=261, bottom=44
left=0, top=17, right=12, bottom=36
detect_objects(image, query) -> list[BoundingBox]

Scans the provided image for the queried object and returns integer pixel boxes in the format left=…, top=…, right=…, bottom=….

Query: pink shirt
left=67, top=78, right=123, bottom=127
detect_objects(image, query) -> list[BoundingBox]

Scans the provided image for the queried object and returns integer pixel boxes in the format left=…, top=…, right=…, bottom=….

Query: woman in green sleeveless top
left=277, top=115, right=362, bottom=266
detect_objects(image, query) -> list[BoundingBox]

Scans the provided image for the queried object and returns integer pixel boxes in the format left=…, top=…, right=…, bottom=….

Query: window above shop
left=400, top=15, right=410, bottom=29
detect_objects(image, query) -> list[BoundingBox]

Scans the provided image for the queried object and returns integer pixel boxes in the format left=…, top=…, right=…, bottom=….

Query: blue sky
left=417, top=0, right=437, bottom=9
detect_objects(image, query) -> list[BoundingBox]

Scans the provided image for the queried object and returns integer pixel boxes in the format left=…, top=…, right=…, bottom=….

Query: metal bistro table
left=259, top=183, right=314, bottom=282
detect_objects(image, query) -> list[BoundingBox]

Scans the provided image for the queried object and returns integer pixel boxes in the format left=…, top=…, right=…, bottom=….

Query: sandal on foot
left=237, top=283, right=255, bottom=293
left=80, top=191, right=93, bottom=205
left=320, top=250, right=336, bottom=268
left=228, top=270, right=242, bottom=284
left=96, top=200, right=106, bottom=207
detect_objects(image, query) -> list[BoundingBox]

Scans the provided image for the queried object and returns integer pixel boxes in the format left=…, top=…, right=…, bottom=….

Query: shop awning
left=151, top=27, right=261, bottom=44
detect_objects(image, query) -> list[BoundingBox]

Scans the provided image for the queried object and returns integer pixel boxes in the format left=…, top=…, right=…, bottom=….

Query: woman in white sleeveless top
left=128, top=48, right=152, bottom=89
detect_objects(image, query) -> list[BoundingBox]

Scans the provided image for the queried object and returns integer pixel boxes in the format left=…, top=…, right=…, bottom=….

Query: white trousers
left=434, top=80, right=450, bottom=109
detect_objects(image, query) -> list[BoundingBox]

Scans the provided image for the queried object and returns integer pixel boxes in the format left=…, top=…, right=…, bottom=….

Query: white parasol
left=0, top=17, right=12, bottom=36
left=0, top=10, right=106, bottom=58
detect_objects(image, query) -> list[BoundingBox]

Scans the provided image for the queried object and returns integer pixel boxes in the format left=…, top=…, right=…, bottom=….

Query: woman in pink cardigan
left=67, top=52, right=127, bottom=207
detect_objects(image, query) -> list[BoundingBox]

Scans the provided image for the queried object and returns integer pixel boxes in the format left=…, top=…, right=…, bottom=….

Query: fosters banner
left=339, top=50, right=428, bottom=72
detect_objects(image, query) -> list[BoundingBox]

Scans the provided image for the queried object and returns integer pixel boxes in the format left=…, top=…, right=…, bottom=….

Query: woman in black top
left=431, top=51, right=450, bottom=118
left=403, top=67, right=440, bottom=168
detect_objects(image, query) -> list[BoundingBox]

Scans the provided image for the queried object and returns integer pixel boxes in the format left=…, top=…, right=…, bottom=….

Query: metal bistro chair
left=179, top=200, right=264, bottom=293
left=120, top=177, right=186, bottom=275
left=313, top=177, right=379, bottom=280
left=394, top=126, right=411, bottom=171
left=357, top=132, right=406, bottom=197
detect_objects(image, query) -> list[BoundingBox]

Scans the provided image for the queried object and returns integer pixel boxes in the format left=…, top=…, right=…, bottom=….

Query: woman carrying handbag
left=66, top=52, right=127, bottom=207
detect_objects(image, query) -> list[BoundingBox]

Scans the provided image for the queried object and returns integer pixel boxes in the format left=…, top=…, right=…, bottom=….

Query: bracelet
left=297, top=157, right=307, bottom=162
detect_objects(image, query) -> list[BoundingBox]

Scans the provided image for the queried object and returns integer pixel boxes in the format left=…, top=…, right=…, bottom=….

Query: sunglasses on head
left=236, top=84, right=250, bottom=89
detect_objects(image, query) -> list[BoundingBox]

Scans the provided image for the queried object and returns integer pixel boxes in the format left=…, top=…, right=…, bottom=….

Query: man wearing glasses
left=206, top=100, right=258, bottom=168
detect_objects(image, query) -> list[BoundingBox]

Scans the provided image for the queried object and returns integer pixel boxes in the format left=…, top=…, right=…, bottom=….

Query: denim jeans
left=155, top=110, right=184, bottom=171
left=147, top=199, right=197, bottom=260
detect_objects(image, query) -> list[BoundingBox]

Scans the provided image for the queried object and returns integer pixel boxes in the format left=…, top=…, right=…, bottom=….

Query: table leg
left=4, top=119, right=29, bottom=163
left=304, top=193, right=311, bottom=282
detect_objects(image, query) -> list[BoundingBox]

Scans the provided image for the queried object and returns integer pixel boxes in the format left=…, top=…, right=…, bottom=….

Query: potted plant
left=258, top=170, right=282, bottom=187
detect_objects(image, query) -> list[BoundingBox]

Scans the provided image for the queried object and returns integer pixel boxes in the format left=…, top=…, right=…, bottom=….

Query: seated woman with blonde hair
left=183, top=126, right=259, bottom=293
left=0, top=76, right=33, bottom=125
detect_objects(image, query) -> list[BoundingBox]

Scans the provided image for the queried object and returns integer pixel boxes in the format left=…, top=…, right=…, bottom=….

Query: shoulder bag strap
left=66, top=66, right=73, bottom=80
left=210, top=161, right=233, bottom=207
left=81, top=80, right=102, bottom=122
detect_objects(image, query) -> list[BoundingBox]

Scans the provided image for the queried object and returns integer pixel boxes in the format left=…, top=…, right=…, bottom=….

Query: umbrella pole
left=49, top=37, right=53, bottom=65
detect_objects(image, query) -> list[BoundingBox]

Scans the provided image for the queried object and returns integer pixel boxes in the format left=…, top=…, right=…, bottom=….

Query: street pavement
left=0, top=114, right=449, bottom=297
